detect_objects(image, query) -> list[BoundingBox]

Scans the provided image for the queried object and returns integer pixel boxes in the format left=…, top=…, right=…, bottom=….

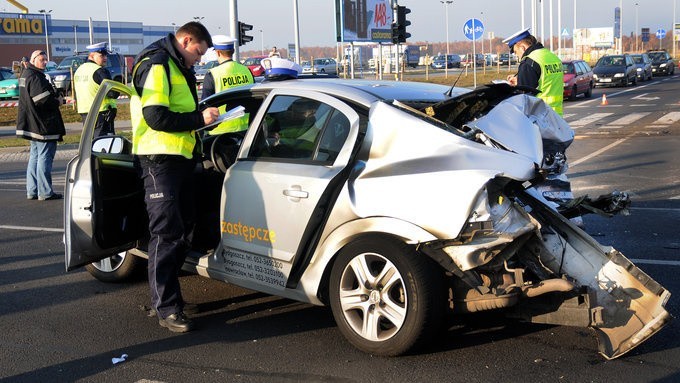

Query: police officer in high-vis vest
left=131, top=21, right=219, bottom=333
left=73, top=42, right=117, bottom=137
left=503, top=28, right=564, bottom=116
left=201, top=35, right=254, bottom=134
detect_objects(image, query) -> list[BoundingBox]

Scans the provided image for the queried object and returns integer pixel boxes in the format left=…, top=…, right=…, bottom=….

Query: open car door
left=64, top=80, right=147, bottom=271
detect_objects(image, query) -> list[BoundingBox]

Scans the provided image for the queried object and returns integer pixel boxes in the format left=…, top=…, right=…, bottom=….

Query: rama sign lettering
left=0, top=16, right=45, bottom=35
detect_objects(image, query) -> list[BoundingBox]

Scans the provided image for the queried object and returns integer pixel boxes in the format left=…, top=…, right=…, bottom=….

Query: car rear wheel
left=585, top=83, right=593, bottom=98
left=329, top=236, right=445, bottom=356
left=85, top=251, right=145, bottom=283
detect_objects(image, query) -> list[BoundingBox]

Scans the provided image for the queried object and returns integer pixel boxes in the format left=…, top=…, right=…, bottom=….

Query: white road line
left=599, top=125, right=623, bottom=129
left=569, top=112, right=614, bottom=127
left=629, top=259, right=680, bottom=266
left=571, top=133, right=634, bottom=167
left=563, top=113, right=576, bottom=119
left=602, top=112, right=650, bottom=127
left=0, top=225, right=64, bottom=233
left=652, top=111, right=680, bottom=125
left=568, top=82, right=658, bottom=107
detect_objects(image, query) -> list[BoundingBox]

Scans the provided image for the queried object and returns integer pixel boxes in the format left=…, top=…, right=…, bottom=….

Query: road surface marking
left=599, top=112, right=650, bottom=129
left=569, top=112, right=614, bottom=127
left=0, top=225, right=64, bottom=233
left=652, top=111, right=680, bottom=125
left=571, top=133, right=635, bottom=167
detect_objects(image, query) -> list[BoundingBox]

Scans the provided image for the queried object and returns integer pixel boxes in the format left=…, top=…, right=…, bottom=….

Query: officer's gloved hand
left=202, top=107, right=220, bottom=129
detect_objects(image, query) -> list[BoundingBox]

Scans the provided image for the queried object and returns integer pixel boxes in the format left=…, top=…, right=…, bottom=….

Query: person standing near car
left=503, top=28, right=564, bottom=116
left=73, top=42, right=118, bottom=137
left=16, top=50, right=66, bottom=201
left=200, top=35, right=254, bottom=134
left=131, top=21, right=219, bottom=333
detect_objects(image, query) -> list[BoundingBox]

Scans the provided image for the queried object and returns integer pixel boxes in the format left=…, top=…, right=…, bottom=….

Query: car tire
left=85, top=250, right=146, bottom=283
left=585, top=83, right=593, bottom=98
left=329, top=236, right=445, bottom=356
left=569, top=85, right=578, bottom=101
left=632, top=75, right=637, bottom=86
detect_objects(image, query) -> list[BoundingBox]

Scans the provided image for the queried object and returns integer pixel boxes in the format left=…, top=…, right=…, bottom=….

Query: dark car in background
left=430, top=54, right=460, bottom=69
left=495, top=53, right=518, bottom=66
left=195, top=60, right=219, bottom=85
left=46, top=52, right=127, bottom=96
left=647, top=50, right=675, bottom=76
left=630, top=53, right=653, bottom=81
left=592, top=54, right=637, bottom=87
left=562, top=59, right=593, bottom=100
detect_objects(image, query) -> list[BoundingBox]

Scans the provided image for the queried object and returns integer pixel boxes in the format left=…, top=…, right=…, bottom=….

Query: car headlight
left=614, top=73, right=625, bottom=77
left=54, top=75, right=67, bottom=81
left=7, top=84, right=17, bottom=89
left=660, top=63, right=667, bottom=67
left=636, top=68, right=642, bottom=72
left=593, top=74, right=598, bottom=79
left=564, top=82, right=569, bottom=87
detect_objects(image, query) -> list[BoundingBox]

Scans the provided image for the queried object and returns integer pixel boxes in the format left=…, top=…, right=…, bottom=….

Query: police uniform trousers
left=80, top=108, right=117, bottom=138
left=137, top=155, right=196, bottom=319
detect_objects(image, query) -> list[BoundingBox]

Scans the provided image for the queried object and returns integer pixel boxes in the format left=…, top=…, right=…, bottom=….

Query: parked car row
left=563, top=50, right=677, bottom=101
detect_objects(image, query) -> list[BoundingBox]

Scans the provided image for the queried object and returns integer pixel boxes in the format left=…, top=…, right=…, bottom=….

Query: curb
left=0, top=144, right=78, bottom=163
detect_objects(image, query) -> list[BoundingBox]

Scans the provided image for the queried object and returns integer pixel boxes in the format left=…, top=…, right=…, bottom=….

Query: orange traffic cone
left=601, top=94, right=608, bottom=106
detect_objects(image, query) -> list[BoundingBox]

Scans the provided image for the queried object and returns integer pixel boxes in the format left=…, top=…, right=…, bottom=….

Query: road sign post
left=463, top=18, right=484, bottom=88
left=656, top=28, right=666, bottom=49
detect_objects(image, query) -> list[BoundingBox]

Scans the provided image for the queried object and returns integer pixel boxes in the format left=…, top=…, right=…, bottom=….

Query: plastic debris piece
left=112, top=354, right=128, bottom=365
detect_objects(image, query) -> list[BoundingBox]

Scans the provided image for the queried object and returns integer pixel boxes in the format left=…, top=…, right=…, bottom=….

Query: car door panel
left=217, top=89, right=360, bottom=291
left=65, top=81, right=145, bottom=271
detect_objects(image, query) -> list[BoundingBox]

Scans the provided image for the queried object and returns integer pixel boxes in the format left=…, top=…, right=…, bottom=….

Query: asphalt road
left=0, top=75, right=679, bottom=382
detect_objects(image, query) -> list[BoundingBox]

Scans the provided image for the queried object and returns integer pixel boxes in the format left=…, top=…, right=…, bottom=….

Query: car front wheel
left=329, top=236, right=445, bottom=356
left=85, top=251, right=145, bottom=283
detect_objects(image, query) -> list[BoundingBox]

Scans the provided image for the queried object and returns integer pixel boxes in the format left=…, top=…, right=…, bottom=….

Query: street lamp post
left=441, top=1, right=453, bottom=79
left=635, top=3, right=639, bottom=52
left=259, top=29, right=264, bottom=56
left=73, top=25, right=78, bottom=53
left=38, top=9, right=52, bottom=61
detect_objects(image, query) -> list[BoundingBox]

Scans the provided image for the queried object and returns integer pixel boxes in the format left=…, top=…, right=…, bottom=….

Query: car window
left=250, top=95, right=346, bottom=162
left=581, top=62, right=592, bottom=72
left=562, top=63, right=575, bottom=74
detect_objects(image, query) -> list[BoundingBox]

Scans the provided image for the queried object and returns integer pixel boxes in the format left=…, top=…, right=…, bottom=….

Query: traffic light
left=238, top=21, right=253, bottom=46
left=391, top=6, right=411, bottom=44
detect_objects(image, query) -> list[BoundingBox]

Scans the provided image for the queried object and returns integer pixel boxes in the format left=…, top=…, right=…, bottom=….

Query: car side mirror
left=92, top=136, right=126, bottom=154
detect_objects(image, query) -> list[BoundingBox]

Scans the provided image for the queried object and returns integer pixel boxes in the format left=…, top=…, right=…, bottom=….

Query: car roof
left=246, top=78, right=461, bottom=107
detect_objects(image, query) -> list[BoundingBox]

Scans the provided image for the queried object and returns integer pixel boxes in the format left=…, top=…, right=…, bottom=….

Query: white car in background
left=301, top=58, right=338, bottom=74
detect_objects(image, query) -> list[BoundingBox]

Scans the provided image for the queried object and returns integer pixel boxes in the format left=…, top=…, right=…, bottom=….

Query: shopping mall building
left=0, top=11, right=173, bottom=65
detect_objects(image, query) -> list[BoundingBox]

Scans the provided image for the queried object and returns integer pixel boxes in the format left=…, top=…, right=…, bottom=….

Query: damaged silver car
left=65, top=78, right=670, bottom=359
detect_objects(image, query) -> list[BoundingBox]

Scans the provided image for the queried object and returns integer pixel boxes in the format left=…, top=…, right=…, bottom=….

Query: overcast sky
left=10, top=0, right=680, bottom=49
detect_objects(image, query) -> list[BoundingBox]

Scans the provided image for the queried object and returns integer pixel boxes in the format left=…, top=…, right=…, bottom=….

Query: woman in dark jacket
left=16, top=50, right=66, bottom=200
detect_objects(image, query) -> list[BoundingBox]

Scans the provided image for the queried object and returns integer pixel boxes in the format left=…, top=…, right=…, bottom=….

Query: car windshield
left=631, top=56, right=643, bottom=64
left=647, top=52, right=665, bottom=61
left=57, top=56, right=84, bottom=69
left=243, top=57, right=266, bottom=66
left=562, top=63, right=575, bottom=74
left=598, top=56, right=625, bottom=66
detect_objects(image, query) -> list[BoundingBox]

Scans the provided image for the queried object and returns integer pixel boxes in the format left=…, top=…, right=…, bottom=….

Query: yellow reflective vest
left=207, top=60, right=254, bottom=135
left=131, top=58, right=198, bottom=159
left=526, top=48, right=564, bottom=116
left=73, top=61, right=116, bottom=114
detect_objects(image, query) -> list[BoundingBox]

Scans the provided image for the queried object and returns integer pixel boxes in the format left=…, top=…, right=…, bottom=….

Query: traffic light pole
left=229, top=0, right=239, bottom=61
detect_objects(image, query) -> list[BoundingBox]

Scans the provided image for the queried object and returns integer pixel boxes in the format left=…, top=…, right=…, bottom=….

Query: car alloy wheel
left=329, top=236, right=445, bottom=356
left=85, top=251, right=145, bottom=283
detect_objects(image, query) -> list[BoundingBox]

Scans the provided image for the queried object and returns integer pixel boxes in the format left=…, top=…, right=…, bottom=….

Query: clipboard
left=196, top=105, right=246, bottom=131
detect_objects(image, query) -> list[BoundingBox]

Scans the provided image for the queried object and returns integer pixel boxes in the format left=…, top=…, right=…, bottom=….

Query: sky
left=7, top=0, right=679, bottom=49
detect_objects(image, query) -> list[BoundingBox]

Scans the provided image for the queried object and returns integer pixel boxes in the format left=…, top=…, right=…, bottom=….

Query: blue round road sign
left=463, top=18, right=484, bottom=40
left=656, top=28, right=666, bottom=39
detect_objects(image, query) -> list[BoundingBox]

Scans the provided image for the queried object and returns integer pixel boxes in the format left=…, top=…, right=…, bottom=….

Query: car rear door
left=65, top=80, right=147, bottom=271
left=217, top=89, right=361, bottom=292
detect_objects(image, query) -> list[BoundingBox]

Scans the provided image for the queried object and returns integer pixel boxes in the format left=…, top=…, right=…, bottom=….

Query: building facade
left=0, top=12, right=172, bottom=66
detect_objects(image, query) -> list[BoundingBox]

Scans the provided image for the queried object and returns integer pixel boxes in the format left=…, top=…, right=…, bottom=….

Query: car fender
left=298, top=216, right=438, bottom=304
